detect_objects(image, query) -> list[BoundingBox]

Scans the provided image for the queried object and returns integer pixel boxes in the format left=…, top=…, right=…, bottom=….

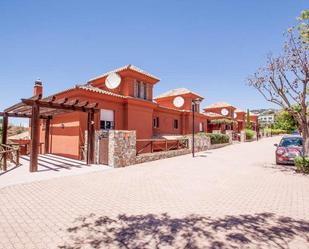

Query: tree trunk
left=302, top=127, right=309, bottom=156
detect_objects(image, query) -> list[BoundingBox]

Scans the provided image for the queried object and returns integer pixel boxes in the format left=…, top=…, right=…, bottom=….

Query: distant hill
left=250, top=108, right=278, bottom=115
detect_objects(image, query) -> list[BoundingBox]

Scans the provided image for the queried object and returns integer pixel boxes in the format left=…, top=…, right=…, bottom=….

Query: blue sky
left=1, top=0, right=308, bottom=125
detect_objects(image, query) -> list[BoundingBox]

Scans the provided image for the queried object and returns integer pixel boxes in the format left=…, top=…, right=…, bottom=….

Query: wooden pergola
left=1, top=94, right=99, bottom=172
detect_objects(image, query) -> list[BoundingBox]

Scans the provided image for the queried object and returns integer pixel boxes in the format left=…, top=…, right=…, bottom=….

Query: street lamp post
left=192, top=98, right=201, bottom=157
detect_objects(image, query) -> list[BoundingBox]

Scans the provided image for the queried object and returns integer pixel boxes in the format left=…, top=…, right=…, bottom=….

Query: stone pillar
left=108, top=130, right=136, bottom=168
left=225, top=130, right=233, bottom=144
left=187, top=134, right=211, bottom=152
left=240, top=130, right=246, bottom=142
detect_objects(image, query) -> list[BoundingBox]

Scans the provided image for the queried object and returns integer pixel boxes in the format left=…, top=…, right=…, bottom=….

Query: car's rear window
left=279, top=137, right=303, bottom=147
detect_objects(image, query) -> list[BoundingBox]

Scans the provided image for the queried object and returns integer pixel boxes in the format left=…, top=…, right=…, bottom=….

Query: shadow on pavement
left=58, top=212, right=309, bottom=249
left=262, top=163, right=299, bottom=175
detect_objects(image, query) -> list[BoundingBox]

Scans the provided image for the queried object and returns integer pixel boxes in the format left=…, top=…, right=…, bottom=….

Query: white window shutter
left=145, top=83, right=148, bottom=100
left=133, top=80, right=138, bottom=97
left=140, top=82, right=144, bottom=99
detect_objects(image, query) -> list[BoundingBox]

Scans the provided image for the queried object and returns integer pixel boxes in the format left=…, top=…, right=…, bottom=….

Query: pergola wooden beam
left=0, top=112, right=49, bottom=119
left=21, top=98, right=98, bottom=113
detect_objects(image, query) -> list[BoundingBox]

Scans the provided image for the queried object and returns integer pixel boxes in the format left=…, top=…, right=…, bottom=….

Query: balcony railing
left=136, top=139, right=189, bottom=156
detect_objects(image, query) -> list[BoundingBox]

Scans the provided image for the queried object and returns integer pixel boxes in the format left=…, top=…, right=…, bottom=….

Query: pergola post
left=1, top=113, right=8, bottom=171
left=30, top=102, right=40, bottom=172
left=44, top=117, right=51, bottom=154
left=87, top=111, right=95, bottom=164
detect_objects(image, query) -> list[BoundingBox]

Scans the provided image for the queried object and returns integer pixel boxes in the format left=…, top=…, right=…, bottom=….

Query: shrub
left=264, top=128, right=287, bottom=135
left=206, top=133, right=229, bottom=144
left=245, top=129, right=254, bottom=140
left=209, top=119, right=237, bottom=125
left=294, top=156, right=309, bottom=174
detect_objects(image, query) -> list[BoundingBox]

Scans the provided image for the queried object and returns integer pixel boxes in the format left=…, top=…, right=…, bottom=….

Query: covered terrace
left=0, top=81, right=99, bottom=173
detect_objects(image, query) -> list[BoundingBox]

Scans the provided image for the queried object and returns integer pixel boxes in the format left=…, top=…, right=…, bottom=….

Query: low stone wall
left=209, top=143, right=230, bottom=150
left=95, top=130, right=216, bottom=168
left=240, top=130, right=246, bottom=142
left=136, top=149, right=191, bottom=164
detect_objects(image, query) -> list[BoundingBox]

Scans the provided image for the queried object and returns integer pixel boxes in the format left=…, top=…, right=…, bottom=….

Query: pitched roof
left=42, top=84, right=128, bottom=100
left=235, top=108, right=246, bottom=113
left=203, top=112, right=223, bottom=118
left=88, top=64, right=160, bottom=82
left=250, top=112, right=259, bottom=116
left=203, top=102, right=234, bottom=109
left=155, top=88, right=203, bottom=99
left=77, top=85, right=127, bottom=98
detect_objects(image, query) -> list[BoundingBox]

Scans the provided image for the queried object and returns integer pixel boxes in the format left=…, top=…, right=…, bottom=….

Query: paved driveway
left=1, top=136, right=309, bottom=249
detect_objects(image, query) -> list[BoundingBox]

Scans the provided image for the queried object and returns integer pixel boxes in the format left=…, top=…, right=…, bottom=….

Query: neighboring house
left=257, top=109, right=276, bottom=126
left=234, top=109, right=246, bottom=132
left=249, top=112, right=259, bottom=130
left=203, top=102, right=241, bottom=133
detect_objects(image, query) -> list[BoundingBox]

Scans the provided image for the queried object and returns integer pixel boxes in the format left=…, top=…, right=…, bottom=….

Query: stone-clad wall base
left=209, top=143, right=230, bottom=150
left=136, top=149, right=191, bottom=164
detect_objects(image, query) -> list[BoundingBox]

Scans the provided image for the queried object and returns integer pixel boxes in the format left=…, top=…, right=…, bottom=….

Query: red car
left=275, top=135, right=303, bottom=165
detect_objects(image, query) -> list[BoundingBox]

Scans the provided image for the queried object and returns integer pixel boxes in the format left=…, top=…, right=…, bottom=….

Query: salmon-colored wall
left=153, top=108, right=183, bottom=136
left=49, top=113, right=81, bottom=159
left=126, top=103, right=154, bottom=139
left=235, top=112, right=246, bottom=132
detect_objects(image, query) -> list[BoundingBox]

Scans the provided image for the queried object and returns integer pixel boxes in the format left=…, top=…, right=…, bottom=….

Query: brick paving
left=1, top=136, right=309, bottom=248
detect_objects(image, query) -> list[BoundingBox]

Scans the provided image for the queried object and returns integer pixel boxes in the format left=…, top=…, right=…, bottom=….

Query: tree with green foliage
left=273, top=110, right=298, bottom=133
left=297, top=10, right=309, bottom=45
left=246, top=109, right=251, bottom=129
left=248, top=10, right=309, bottom=155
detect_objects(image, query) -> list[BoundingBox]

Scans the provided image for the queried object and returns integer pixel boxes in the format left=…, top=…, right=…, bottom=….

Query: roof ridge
left=155, top=87, right=203, bottom=99
left=88, top=64, right=160, bottom=82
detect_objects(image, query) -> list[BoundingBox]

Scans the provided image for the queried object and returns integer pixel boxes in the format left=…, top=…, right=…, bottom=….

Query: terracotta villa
left=1, top=65, right=258, bottom=170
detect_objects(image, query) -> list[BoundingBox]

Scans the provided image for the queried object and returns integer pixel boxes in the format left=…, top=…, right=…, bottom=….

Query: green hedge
left=205, top=133, right=230, bottom=144
left=245, top=129, right=254, bottom=140
left=294, top=156, right=309, bottom=174
left=264, top=128, right=287, bottom=135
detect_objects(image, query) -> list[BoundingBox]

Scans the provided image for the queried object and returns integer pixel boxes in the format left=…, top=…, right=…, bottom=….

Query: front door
left=97, top=131, right=109, bottom=165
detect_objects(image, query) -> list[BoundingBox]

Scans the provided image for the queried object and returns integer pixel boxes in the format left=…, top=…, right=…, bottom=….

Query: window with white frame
left=100, top=109, right=115, bottom=130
